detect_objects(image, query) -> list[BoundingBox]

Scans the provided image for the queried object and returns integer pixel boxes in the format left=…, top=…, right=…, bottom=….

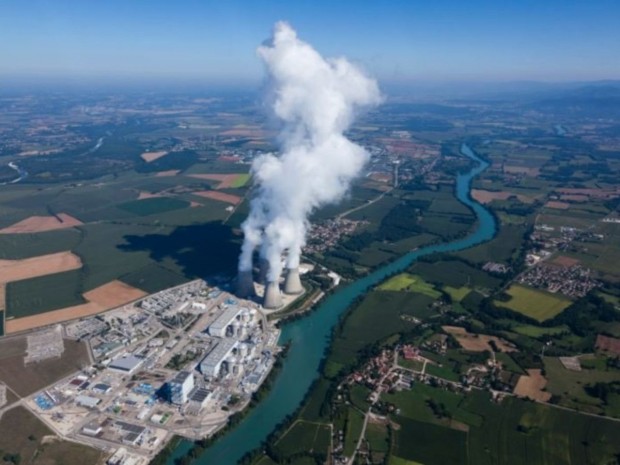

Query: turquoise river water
left=168, top=143, right=498, bottom=464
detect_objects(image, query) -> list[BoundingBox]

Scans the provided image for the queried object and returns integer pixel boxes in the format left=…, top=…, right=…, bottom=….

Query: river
left=168, top=143, right=498, bottom=465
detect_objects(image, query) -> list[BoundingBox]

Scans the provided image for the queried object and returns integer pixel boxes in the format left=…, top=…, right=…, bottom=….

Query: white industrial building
left=208, top=307, right=243, bottom=337
left=199, top=338, right=238, bottom=377
left=168, top=371, right=194, bottom=405
left=108, top=354, right=144, bottom=374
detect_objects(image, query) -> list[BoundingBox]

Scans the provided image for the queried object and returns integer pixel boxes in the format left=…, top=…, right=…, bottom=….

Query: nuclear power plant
left=236, top=258, right=304, bottom=309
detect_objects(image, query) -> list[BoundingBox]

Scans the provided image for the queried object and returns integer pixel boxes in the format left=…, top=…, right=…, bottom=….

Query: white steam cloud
left=239, top=22, right=382, bottom=281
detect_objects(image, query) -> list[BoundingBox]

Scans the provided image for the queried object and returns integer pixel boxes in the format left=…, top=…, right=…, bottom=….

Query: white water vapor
left=239, top=22, right=382, bottom=281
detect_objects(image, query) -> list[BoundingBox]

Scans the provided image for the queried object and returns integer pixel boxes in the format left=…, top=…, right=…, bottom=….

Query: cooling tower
left=236, top=270, right=255, bottom=298
left=257, top=258, right=269, bottom=284
left=263, top=281, right=283, bottom=309
left=283, top=267, right=303, bottom=295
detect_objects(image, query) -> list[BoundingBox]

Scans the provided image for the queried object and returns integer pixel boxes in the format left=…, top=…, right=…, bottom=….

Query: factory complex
left=21, top=278, right=286, bottom=464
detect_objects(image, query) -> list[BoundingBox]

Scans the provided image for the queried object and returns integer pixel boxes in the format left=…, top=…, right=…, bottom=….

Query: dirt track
left=0, top=252, right=82, bottom=283
left=0, top=213, right=82, bottom=234
left=5, top=280, right=147, bottom=334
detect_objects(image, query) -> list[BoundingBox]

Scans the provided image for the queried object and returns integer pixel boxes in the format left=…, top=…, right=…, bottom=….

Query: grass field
left=0, top=229, right=82, bottom=260
left=543, top=356, right=620, bottom=414
left=344, top=407, right=365, bottom=456
left=512, top=324, right=570, bottom=338
left=230, top=173, right=251, bottom=188
left=118, top=197, right=190, bottom=216
left=409, top=260, right=501, bottom=290
left=443, top=285, right=471, bottom=302
left=378, top=273, right=441, bottom=298
left=495, top=284, right=572, bottom=322
left=0, top=406, right=103, bottom=465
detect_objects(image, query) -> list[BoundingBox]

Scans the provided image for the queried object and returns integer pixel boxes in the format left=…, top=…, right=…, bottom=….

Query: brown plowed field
left=5, top=280, right=147, bottom=334
left=194, top=190, right=242, bottom=205
left=442, top=325, right=517, bottom=352
left=155, top=170, right=180, bottom=177
left=141, top=150, right=169, bottom=162
left=513, top=369, right=552, bottom=402
left=0, top=213, right=82, bottom=234
left=0, top=252, right=82, bottom=283
left=188, top=173, right=239, bottom=189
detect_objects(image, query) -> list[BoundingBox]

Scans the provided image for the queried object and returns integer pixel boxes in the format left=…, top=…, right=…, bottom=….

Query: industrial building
left=168, top=371, right=194, bottom=405
left=108, top=354, right=144, bottom=374
left=207, top=306, right=243, bottom=337
left=199, top=338, right=238, bottom=377
left=76, top=395, right=101, bottom=409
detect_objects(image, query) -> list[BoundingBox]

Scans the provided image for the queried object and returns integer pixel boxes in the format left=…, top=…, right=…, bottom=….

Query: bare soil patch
left=504, top=165, right=540, bottom=176
left=141, top=150, right=169, bottom=162
left=137, top=191, right=163, bottom=200
left=560, top=194, right=589, bottom=202
left=0, top=337, right=90, bottom=396
left=471, top=189, right=533, bottom=204
left=442, top=325, right=517, bottom=352
left=0, top=252, right=82, bottom=283
left=552, top=255, right=580, bottom=267
left=545, top=201, right=570, bottom=210
left=513, top=369, right=552, bottom=402
left=0, top=213, right=82, bottom=234
left=5, top=280, right=146, bottom=334
left=188, top=173, right=239, bottom=189
left=155, top=169, right=180, bottom=177
left=194, top=190, right=242, bottom=205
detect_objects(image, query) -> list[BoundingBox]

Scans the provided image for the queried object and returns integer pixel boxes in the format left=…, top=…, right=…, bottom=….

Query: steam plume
left=239, top=22, right=381, bottom=280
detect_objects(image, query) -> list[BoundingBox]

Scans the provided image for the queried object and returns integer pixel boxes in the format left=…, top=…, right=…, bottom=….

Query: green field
left=443, top=285, right=471, bottom=302
left=378, top=273, right=441, bottom=298
left=230, top=173, right=251, bottom=188
left=5, top=269, right=86, bottom=318
left=118, top=197, right=190, bottom=216
left=512, top=323, right=570, bottom=338
left=495, top=284, right=572, bottom=322
left=274, top=420, right=331, bottom=458
left=344, top=407, right=365, bottom=456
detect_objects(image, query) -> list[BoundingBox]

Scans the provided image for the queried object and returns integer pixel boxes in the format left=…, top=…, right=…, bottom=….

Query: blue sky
left=1, top=0, right=619, bottom=84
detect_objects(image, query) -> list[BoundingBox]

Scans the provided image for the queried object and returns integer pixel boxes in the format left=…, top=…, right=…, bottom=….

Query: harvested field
left=513, top=369, right=552, bottom=402
left=552, top=255, right=581, bottom=267
left=0, top=283, right=4, bottom=311
left=194, top=190, right=242, bottom=205
left=545, top=201, right=570, bottom=210
left=141, top=150, right=169, bottom=162
left=0, top=251, right=81, bottom=284
left=83, top=280, right=147, bottom=308
left=219, top=126, right=268, bottom=138
left=155, top=169, right=180, bottom=177
left=504, top=165, right=540, bottom=176
left=0, top=213, right=82, bottom=234
left=137, top=191, right=163, bottom=200
left=442, top=326, right=517, bottom=352
left=471, top=189, right=533, bottom=204
left=0, top=336, right=90, bottom=396
left=557, top=187, right=620, bottom=199
left=5, top=280, right=146, bottom=334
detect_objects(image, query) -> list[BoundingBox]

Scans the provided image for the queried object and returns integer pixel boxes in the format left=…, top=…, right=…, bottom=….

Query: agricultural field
left=495, top=284, right=572, bottom=322
left=273, top=420, right=331, bottom=459
left=378, top=273, right=441, bottom=298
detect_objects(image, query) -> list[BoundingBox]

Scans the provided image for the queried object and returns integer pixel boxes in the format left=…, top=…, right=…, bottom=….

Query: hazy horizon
left=2, top=0, right=619, bottom=85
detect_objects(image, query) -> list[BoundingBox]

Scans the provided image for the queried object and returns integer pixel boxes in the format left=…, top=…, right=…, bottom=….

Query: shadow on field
left=118, top=221, right=240, bottom=278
